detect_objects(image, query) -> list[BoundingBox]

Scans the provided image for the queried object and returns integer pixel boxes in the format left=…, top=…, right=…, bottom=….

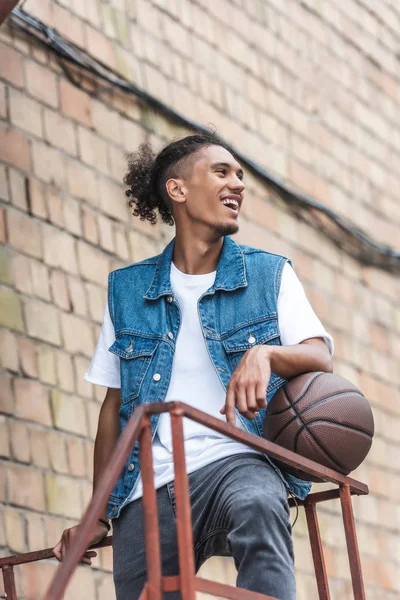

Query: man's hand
left=220, top=345, right=271, bottom=425
left=52, top=521, right=109, bottom=566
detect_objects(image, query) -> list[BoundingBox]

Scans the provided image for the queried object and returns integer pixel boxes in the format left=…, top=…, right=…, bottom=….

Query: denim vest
left=107, top=236, right=312, bottom=518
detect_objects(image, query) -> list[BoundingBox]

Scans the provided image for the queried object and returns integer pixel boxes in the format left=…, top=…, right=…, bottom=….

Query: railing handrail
left=1, top=401, right=369, bottom=599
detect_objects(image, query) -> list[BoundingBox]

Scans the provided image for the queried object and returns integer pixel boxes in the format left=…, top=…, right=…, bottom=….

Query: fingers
left=53, top=540, right=62, bottom=562
left=255, top=381, right=268, bottom=411
left=224, top=384, right=236, bottom=425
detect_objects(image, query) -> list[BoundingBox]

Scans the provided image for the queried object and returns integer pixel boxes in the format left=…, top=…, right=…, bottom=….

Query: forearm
left=93, top=390, right=121, bottom=519
left=265, top=339, right=333, bottom=380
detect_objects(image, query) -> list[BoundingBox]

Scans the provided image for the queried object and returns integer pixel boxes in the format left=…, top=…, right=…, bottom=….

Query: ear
left=165, top=178, right=187, bottom=204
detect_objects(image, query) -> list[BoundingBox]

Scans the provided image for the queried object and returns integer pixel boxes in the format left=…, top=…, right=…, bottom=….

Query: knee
left=235, top=486, right=290, bottom=527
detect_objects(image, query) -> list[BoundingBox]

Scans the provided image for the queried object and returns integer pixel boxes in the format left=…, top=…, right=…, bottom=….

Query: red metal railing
left=0, top=401, right=368, bottom=600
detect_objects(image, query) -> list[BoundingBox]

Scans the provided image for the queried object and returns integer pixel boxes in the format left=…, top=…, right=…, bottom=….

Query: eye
left=216, top=169, right=226, bottom=175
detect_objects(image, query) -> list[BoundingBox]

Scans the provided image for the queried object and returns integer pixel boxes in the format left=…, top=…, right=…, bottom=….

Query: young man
left=54, top=133, right=334, bottom=600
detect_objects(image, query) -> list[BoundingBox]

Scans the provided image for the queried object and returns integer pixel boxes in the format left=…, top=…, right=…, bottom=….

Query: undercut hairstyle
left=124, top=132, right=231, bottom=226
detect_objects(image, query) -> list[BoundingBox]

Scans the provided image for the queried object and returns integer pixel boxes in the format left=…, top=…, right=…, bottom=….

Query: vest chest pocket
left=222, top=318, right=281, bottom=382
left=109, top=334, right=159, bottom=404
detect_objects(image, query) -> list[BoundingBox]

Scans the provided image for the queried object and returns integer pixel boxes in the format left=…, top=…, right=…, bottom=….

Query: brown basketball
left=263, top=372, right=374, bottom=482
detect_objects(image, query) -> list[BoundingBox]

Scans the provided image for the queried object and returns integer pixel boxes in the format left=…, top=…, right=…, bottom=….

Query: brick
left=77, top=126, right=109, bottom=173
left=7, top=463, right=46, bottom=510
left=12, top=253, right=33, bottom=295
left=19, top=561, right=57, bottom=599
left=128, top=231, right=157, bottom=263
left=74, top=355, right=93, bottom=399
left=0, top=81, right=6, bottom=119
left=65, top=566, right=97, bottom=600
left=46, top=430, right=69, bottom=474
left=29, top=425, right=50, bottom=469
left=60, top=312, right=94, bottom=357
left=52, top=4, right=85, bottom=48
left=82, top=207, right=98, bottom=244
left=14, top=378, right=52, bottom=426
left=0, top=415, right=10, bottom=457
left=43, top=108, right=77, bottom=156
left=55, top=350, right=74, bottom=393
left=28, top=179, right=48, bottom=220
left=50, top=269, right=71, bottom=311
left=30, top=258, right=51, bottom=301
left=26, top=511, right=46, bottom=552
left=0, top=207, right=6, bottom=242
left=60, top=78, right=92, bottom=127
left=0, top=165, right=9, bottom=202
left=31, top=140, right=66, bottom=188
left=10, top=419, right=30, bottom=463
left=114, top=225, right=130, bottom=261
left=77, top=240, right=110, bottom=285
left=85, top=25, right=116, bottom=69
left=18, top=337, right=38, bottom=378
left=98, top=214, right=114, bottom=253
left=24, top=297, right=61, bottom=345
left=0, top=124, right=31, bottom=171
left=0, top=246, right=12, bottom=284
left=42, top=223, right=78, bottom=274
left=0, top=329, right=19, bottom=372
left=51, top=390, right=87, bottom=436
left=25, top=60, right=58, bottom=108
left=86, top=282, right=106, bottom=323
left=36, top=343, right=56, bottom=386
left=9, top=168, right=28, bottom=211
left=66, top=158, right=98, bottom=205
left=8, top=209, right=42, bottom=258
left=9, top=87, right=43, bottom=138
left=23, top=0, right=53, bottom=23
left=91, top=99, right=122, bottom=144
left=63, top=196, right=82, bottom=236
left=67, top=275, right=88, bottom=317
left=0, top=286, right=24, bottom=332
left=0, top=43, right=24, bottom=88
left=67, top=437, right=86, bottom=477
left=4, top=506, right=26, bottom=553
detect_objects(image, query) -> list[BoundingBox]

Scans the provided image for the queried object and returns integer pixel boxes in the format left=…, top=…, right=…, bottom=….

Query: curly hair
left=124, top=132, right=231, bottom=226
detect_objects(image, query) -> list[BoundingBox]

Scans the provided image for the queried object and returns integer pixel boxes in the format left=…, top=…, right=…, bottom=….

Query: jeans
left=112, top=453, right=296, bottom=600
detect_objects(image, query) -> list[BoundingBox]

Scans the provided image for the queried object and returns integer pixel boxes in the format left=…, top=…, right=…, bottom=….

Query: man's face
left=171, top=145, right=246, bottom=237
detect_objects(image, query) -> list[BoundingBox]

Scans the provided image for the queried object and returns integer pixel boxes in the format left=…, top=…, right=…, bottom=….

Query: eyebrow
left=211, top=162, right=244, bottom=177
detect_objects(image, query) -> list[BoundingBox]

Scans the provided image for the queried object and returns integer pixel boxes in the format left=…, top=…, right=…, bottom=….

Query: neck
left=172, top=229, right=224, bottom=275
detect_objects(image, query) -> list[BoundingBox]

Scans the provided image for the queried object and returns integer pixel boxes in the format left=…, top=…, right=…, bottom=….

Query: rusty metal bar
left=2, top=564, right=17, bottom=600
left=304, top=503, right=331, bottom=600
left=289, top=488, right=344, bottom=508
left=44, top=405, right=146, bottom=600
left=148, top=403, right=368, bottom=495
left=195, top=577, right=278, bottom=600
left=170, top=409, right=196, bottom=600
left=340, top=484, right=365, bottom=600
left=0, top=537, right=112, bottom=568
left=139, top=416, right=162, bottom=600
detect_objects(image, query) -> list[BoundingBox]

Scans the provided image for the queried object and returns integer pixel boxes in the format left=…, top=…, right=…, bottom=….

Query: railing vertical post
left=304, top=502, right=331, bottom=600
left=139, top=415, right=162, bottom=600
left=170, top=408, right=196, bottom=600
left=2, top=565, right=17, bottom=600
left=340, top=484, right=365, bottom=600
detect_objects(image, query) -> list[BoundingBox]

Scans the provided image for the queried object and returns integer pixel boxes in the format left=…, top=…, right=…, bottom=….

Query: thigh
left=112, top=486, right=180, bottom=600
left=191, top=453, right=290, bottom=566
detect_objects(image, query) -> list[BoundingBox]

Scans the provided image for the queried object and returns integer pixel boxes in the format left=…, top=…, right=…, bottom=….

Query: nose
left=229, top=176, right=245, bottom=193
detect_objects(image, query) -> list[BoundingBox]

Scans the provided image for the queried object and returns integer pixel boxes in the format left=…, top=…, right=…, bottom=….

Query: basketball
left=263, top=372, right=374, bottom=482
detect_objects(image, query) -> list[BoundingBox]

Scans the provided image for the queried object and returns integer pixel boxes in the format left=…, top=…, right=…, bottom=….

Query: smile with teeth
left=222, top=199, right=239, bottom=211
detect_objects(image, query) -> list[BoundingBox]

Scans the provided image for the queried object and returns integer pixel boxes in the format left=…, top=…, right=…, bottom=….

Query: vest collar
left=143, top=236, right=248, bottom=300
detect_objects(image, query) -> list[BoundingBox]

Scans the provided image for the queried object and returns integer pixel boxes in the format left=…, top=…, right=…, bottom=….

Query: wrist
left=259, top=344, right=275, bottom=367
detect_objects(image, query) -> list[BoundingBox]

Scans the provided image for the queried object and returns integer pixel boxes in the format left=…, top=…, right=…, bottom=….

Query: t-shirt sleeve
left=277, top=262, right=334, bottom=356
left=84, top=301, right=121, bottom=388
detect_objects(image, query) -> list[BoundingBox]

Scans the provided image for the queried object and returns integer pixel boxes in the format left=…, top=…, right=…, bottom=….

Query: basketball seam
left=292, top=420, right=372, bottom=473
left=269, top=383, right=364, bottom=416
left=270, top=389, right=366, bottom=442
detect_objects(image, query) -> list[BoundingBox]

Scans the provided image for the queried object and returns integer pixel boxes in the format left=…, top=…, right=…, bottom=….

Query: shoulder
left=238, top=242, right=291, bottom=266
left=109, top=253, right=161, bottom=278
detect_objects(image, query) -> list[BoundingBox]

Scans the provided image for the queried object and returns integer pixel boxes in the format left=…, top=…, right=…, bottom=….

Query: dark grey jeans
left=112, top=453, right=296, bottom=600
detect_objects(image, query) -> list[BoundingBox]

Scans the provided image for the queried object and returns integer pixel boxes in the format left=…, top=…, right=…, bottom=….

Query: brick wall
left=1, top=0, right=400, bottom=598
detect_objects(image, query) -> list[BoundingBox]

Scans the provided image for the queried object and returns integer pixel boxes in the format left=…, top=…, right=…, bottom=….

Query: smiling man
left=54, top=132, right=334, bottom=600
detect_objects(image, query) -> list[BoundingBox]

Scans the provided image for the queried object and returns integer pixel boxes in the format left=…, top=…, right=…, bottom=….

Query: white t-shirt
left=85, top=262, right=334, bottom=503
